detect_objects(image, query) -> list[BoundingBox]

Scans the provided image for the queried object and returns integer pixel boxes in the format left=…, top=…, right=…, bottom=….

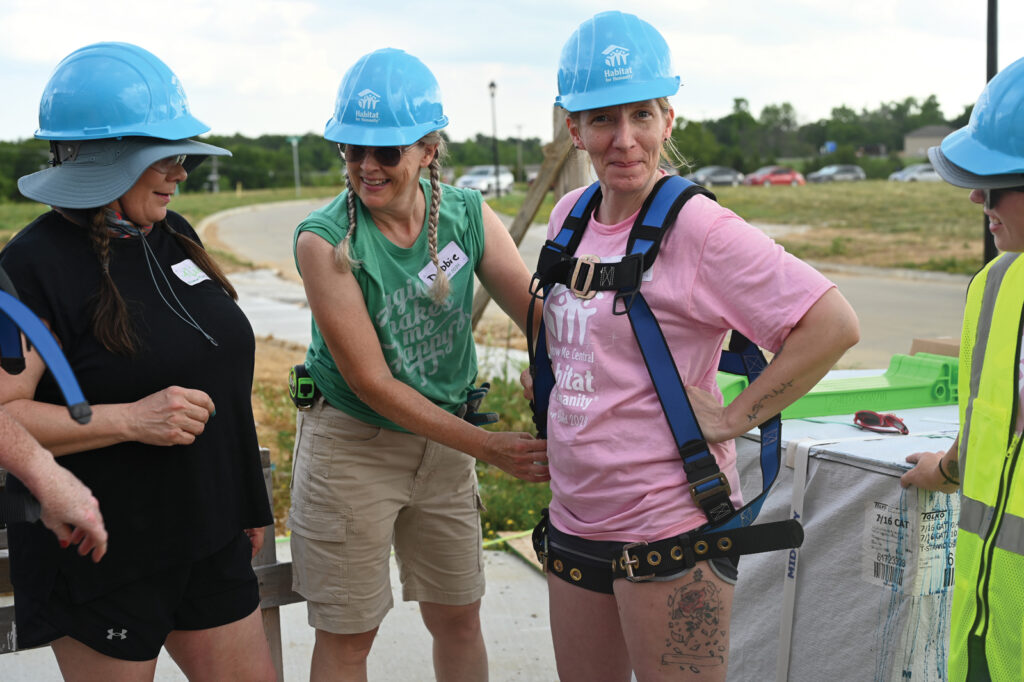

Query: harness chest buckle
left=621, top=541, right=655, bottom=582
left=570, top=255, right=601, bottom=300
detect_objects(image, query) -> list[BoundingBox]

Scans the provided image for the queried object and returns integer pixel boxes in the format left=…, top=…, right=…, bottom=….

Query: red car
left=743, top=165, right=806, bottom=186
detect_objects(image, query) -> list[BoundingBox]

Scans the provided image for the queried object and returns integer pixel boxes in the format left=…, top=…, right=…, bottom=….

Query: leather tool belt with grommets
left=532, top=508, right=803, bottom=594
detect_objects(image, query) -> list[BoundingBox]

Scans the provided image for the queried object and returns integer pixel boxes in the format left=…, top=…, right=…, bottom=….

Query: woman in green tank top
left=289, top=48, right=548, bottom=681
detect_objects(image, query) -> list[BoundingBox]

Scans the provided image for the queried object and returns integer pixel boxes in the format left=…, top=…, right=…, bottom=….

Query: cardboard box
left=909, top=336, right=959, bottom=358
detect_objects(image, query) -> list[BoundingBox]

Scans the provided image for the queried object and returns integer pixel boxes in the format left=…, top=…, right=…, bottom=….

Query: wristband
left=937, top=458, right=960, bottom=486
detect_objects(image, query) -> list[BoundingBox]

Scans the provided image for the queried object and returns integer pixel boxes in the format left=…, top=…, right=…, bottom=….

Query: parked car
left=454, top=165, right=515, bottom=194
left=888, top=163, right=941, bottom=182
left=743, top=165, right=806, bottom=186
left=806, top=164, right=866, bottom=183
left=685, top=165, right=745, bottom=187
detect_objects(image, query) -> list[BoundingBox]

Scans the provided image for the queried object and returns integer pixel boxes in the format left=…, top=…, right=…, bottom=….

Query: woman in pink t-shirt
left=529, top=12, right=860, bottom=681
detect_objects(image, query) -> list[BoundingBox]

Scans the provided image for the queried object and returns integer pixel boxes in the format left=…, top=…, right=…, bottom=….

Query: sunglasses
left=341, top=144, right=410, bottom=167
left=984, top=185, right=1024, bottom=210
left=150, top=154, right=188, bottom=173
left=854, top=410, right=908, bottom=435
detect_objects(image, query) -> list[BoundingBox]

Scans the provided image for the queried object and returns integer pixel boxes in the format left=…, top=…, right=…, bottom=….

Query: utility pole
left=984, top=0, right=997, bottom=263
left=288, top=135, right=301, bottom=198
left=489, top=81, right=500, bottom=197
left=516, top=124, right=523, bottom=183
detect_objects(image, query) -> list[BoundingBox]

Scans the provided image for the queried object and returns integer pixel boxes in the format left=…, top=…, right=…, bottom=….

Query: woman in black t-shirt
left=0, top=42, right=274, bottom=680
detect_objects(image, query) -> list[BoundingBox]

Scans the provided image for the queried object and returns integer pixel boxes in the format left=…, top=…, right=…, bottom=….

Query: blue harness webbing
left=527, top=175, right=787, bottom=534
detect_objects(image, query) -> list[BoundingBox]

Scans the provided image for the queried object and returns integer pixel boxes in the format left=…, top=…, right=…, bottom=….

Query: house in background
left=902, top=125, right=953, bottom=158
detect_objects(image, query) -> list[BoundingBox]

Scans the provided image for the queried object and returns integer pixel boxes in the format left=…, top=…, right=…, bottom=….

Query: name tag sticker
left=418, top=242, right=469, bottom=286
left=171, top=259, right=211, bottom=286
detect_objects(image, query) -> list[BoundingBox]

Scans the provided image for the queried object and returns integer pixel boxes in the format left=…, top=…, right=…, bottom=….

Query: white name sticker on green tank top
left=417, top=242, right=469, bottom=286
left=171, top=259, right=211, bottom=286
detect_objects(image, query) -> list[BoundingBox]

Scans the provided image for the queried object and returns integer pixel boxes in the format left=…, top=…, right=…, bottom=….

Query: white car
left=454, top=165, right=515, bottom=194
left=888, top=163, right=941, bottom=182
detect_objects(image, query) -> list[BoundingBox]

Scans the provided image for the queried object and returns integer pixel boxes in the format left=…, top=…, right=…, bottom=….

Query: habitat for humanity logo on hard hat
left=602, top=45, right=632, bottom=82
left=356, top=89, right=381, bottom=122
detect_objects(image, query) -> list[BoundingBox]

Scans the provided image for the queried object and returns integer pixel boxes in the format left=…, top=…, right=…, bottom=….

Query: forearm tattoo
left=746, top=380, right=794, bottom=423
left=662, top=568, right=727, bottom=673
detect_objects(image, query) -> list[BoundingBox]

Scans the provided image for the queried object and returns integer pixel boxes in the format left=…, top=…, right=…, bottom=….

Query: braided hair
left=86, top=209, right=137, bottom=354
left=333, top=133, right=450, bottom=304
left=83, top=210, right=238, bottom=355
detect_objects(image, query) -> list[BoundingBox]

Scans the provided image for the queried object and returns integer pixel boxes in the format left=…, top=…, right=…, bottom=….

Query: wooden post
left=551, top=106, right=593, bottom=203
left=470, top=106, right=593, bottom=330
left=254, top=447, right=285, bottom=681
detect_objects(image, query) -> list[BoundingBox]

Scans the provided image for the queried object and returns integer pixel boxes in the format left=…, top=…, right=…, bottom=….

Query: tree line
left=673, top=95, right=969, bottom=179
left=0, top=93, right=970, bottom=201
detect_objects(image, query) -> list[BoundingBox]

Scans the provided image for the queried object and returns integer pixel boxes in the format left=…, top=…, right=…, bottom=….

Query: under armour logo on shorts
left=106, top=628, right=128, bottom=640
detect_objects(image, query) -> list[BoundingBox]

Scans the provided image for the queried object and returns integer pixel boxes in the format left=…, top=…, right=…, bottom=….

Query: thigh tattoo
left=662, top=567, right=727, bottom=673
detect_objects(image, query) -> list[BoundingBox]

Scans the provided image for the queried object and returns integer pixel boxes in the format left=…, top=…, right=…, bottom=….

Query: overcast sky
left=2, top=0, right=1022, bottom=144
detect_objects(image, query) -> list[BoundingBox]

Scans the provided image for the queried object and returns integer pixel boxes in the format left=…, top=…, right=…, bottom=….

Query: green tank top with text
left=293, top=178, right=485, bottom=431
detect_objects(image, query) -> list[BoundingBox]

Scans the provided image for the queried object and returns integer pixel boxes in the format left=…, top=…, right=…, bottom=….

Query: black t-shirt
left=0, top=210, right=272, bottom=603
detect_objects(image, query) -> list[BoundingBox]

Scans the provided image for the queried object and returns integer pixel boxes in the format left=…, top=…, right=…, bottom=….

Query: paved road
left=203, top=197, right=968, bottom=370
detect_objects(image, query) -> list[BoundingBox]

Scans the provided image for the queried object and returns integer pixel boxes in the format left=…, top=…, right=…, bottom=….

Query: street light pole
left=489, top=81, right=500, bottom=198
left=288, top=135, right=301, bottom=198
left=516, top=124, right=523, bottom=183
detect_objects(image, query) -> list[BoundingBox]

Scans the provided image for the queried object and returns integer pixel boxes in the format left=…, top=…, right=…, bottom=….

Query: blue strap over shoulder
left=0, top=270, right=90, bottom=425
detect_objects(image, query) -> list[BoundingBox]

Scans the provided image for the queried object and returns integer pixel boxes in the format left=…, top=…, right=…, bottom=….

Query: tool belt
left=289, top=365, right=499, bottom=427
left=532, top=508, right=803, bottom=594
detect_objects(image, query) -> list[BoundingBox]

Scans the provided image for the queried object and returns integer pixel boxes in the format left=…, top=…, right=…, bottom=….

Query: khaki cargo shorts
left=287, top=398, right=486, bottom=634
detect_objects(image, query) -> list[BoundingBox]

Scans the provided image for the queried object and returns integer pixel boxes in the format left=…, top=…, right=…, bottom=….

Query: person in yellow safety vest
left=901, top=54, right=1024, bottom=682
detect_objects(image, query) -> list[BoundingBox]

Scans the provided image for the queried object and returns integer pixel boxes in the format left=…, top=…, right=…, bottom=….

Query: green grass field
left=712, top=180, right=976, bottom=235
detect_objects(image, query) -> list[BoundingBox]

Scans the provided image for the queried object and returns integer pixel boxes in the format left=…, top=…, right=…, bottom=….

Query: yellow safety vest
left=952, top=251, right=1024, bottom=681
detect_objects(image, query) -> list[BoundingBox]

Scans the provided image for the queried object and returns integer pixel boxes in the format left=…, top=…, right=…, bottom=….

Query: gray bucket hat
left=927, top=145, right=1024, bottom=190
left=17, top=137, right=231, bottom=209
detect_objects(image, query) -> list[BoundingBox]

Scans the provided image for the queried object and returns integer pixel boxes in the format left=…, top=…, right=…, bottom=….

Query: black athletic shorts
left=26, top=530, right=260, bottom=661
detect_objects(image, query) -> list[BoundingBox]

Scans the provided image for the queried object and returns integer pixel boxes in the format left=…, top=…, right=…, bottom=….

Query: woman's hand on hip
left=126, top=386, right=215, bottom=446
left=686, top=384, right=736, bottom=443
left=479, top=431, right=550, bottom=482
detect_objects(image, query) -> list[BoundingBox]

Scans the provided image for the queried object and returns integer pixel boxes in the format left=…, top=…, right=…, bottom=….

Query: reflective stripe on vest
left=960, top=482, right=1024, bottom=556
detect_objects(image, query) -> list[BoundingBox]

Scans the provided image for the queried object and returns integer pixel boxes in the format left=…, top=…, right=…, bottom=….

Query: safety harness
left=527, top=175, right=802, bottom=590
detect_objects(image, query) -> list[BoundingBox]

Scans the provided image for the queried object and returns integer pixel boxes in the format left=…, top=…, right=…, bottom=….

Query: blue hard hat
left=929, top=55, right=1024, bottom=188
left=35, top=42, right=210, bottom=141
left=556, top=11, right=680, bottom=113
left=324, top=48, right=448, bottom=146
